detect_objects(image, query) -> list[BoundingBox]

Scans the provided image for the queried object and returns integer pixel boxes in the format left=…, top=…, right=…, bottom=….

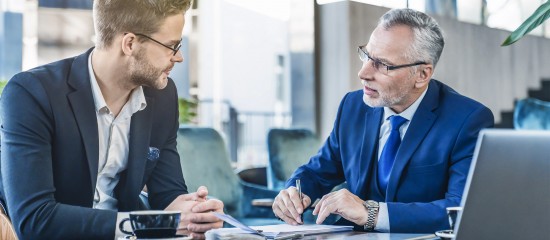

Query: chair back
left=267, top=129, right=320, bottom=190
left=514, top=98, right=550, bottom=130
left=176, top=127, right=243, bottom=216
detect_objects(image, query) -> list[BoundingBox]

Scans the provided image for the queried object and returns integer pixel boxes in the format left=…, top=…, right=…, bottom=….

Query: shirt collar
left=383, top=84, right=429, bottom=121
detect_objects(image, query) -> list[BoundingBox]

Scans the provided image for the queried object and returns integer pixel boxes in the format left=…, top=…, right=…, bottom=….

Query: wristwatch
left=362, top=200, right=379, bottom=231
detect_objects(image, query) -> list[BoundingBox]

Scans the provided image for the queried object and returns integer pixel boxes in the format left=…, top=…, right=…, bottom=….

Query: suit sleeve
left=386, top=105, right=494, bottom=233
left=146, top=79, right=188, bottom=209
left=285, top=93, right=350, bottom=202
left=0, top=73, right=117, bottom=239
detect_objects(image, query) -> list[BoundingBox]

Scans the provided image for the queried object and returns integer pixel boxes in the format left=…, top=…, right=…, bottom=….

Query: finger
left=195, top=186, right=209, bottom=199
left=315, top=201, right=334, bottom=224
left=184, top=212, right=223, bottom=224
left=289, top=187, right=304, bottom=214
left=276, top=190, right=298, bottom=221
left=302, top=195, right=312, bottom=210
left=188, top=221, right=223, bottom=233
left=282, top=188, right=302, bottom=222
left=176, top=192, right=201, bottom=202
left=316, top=195, right=338, bottom=224
left=176, top=228, right=190, bottom=236
left=189, top=232, right=206, bottom=240
left=313, top=193, right=330, bottom=215
left=273, top=200, right=298, bottom=225
left=191, top=199, right=224, bottom=213
left=312, top=198, right=322, bottom=215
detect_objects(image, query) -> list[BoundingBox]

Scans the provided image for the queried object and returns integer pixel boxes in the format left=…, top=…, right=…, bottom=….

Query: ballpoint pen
left=296, top=179, right=303, bottom=224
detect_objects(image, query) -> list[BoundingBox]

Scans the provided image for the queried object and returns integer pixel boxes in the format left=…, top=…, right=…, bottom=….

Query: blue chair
left=266, top=128, right=321, bottom=190
left=267, top=128, right=345, bottom=224
left=177, top=127, right=281, bottom=226
left=514, top=98, right=550, bottom=130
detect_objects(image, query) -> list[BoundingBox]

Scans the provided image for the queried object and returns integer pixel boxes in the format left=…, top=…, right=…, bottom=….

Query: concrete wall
left=316, top=2, right=550, bottom=138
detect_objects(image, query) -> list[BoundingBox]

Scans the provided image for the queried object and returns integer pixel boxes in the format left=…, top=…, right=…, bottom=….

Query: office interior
left=0, top=0, right=549, bottom=237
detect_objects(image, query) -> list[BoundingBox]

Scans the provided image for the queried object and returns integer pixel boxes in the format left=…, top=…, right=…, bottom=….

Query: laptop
left=454, top=129, right=550, bottom=239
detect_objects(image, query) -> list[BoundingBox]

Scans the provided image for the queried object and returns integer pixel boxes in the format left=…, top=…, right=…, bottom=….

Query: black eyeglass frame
left=127, top=33, right=182, bottom=56
left=357, top=45, right=427, bottom=73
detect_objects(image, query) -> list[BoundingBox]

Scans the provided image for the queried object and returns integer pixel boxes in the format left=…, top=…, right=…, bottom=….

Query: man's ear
left=121, top=33, right=137, bottom=56
left=415, top=64, right=433, bottom=88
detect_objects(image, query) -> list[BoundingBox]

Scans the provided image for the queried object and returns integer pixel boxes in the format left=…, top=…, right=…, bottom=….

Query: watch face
left=366, top=200, right=378, bottom=208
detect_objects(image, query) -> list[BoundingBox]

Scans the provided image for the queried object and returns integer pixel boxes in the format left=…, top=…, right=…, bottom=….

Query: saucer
left=120, top=234, right=191, bottom=240
left=435, top=230, right=455, bottom=240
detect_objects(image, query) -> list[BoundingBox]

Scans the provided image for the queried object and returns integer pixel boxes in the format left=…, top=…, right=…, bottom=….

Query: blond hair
left=93, top=0, right=192, bottom=49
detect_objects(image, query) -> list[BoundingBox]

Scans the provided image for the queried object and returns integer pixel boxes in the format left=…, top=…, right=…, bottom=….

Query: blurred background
left=2, top=0, right=549, bottom=170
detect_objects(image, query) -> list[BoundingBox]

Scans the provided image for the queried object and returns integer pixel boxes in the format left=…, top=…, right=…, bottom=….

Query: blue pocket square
left=147, top=147, right=160, bottom=161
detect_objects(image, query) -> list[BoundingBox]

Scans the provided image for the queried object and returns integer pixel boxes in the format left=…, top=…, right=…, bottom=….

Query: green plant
left=0, top=79, right=7, bottom=95
left=502, top=1, right=550, bottom=46
left=178, top=98, right=198, bottom=124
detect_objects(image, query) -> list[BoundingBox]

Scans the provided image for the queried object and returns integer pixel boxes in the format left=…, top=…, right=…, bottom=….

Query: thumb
left=195, top=186, right=209, bottom=200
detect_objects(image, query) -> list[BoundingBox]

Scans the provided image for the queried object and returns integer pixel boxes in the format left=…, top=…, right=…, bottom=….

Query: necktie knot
left=389, top=115, right=407, bottom=131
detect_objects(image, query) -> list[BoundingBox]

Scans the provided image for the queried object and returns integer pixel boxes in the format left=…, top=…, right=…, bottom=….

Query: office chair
left=266, top=128, right=321, bottom=190
left=177, top=127, right=280, bottom=226
left=514, top=98, right=550, bottom=130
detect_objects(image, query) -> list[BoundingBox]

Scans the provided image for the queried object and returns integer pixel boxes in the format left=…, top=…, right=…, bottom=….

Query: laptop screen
left=454, top=129, right=550, bottom=239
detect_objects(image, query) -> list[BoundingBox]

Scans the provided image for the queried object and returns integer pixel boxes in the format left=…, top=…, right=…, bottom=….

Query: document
left=210, top=212, right=353, bottom=239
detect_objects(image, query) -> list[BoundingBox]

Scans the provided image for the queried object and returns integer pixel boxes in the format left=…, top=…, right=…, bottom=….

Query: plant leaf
left=502, top=1, right=550, bottom=46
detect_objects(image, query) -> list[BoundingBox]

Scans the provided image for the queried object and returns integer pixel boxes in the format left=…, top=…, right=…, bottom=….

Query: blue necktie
left=378, top=115, right=408, bottom=194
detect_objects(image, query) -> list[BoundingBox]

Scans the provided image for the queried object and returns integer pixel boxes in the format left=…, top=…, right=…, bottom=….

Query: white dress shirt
left=374, top=86, right=428, bottom=232
left=87, top=52, right=147, bottom=210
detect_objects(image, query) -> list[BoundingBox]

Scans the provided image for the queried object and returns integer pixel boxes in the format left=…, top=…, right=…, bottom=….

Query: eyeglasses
left=133, top=33, right=182, bottom=56
left=357, top=45, right=426, bottom=75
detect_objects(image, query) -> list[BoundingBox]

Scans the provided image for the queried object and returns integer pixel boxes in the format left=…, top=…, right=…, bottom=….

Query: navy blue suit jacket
left=286, top=80, right=494, bottom=233
left=0, top=49, right=188, bottom=239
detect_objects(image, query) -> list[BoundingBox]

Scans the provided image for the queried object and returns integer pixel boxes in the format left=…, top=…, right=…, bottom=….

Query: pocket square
left=147, top=147, right=160, bottom=161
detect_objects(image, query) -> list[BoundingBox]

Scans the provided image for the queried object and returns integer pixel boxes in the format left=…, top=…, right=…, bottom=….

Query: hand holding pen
left=272, top=178, right=312, bottom=225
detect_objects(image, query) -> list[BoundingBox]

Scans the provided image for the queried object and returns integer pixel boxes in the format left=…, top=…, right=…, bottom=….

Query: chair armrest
left=240, top=181, right=279, bottom=218
left=251, top=198, right=274, bottom=207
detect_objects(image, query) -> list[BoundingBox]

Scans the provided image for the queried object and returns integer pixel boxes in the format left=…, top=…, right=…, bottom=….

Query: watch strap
left=363, top=200, right=379, bottom=231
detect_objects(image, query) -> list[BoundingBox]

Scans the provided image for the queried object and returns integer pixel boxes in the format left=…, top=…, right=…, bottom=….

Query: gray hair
left=378, top=8, right=444, bottom=67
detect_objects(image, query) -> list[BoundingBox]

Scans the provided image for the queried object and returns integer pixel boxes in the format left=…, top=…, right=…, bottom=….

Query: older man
left=272, top=8, right=493, bottom=233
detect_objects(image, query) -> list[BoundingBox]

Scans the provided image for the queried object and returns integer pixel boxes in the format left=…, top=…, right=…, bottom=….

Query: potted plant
left=178, top=98, right=198, bottom=124
left=502, top=1, right=550, bottom=46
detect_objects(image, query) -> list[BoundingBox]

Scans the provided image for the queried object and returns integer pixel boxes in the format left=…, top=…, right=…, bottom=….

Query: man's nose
left=358, top=61, right=374, bottom=79
left=172, top=50, right=184, bottom=63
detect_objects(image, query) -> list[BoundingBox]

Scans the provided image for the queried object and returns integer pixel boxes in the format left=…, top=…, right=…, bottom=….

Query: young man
left=0, top=0, right=223, bottom=239
left=272, top=8, right=494, bottom=233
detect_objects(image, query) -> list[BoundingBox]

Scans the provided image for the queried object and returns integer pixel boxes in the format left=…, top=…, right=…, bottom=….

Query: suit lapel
left=66, top=48, right=100, bottom=190
left=118, top=95, right=154, bottom=206
left=386, top=81, right=439, bottom=201
left=356, top=107, right=383, bottom=199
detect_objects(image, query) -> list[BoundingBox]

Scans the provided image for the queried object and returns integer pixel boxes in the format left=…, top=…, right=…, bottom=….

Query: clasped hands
left=164, top=186, right=224, bottom=239
left=273, top=188, right=369, bottom=226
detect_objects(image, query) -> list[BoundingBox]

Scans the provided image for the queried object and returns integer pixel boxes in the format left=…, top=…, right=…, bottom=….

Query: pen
left=274, top=233, right=304, bottom=240
left=296, top=179, right=303, bottom=224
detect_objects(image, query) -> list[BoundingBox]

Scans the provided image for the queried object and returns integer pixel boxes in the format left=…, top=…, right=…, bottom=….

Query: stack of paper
left=207, top=213, right=353, bottom=239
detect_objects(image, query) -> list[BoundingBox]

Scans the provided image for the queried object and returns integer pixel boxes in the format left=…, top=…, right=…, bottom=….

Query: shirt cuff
left=115, top=212, right=130, bottom=239
left=374, top=202, right=390, bottom=232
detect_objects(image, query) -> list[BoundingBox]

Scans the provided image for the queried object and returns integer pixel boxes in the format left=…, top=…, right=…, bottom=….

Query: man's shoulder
left=10, top=55, right=81, bottom=88
left=431, top=80, right=493, bottom=124
left=433, top=80, right=487, bottom=109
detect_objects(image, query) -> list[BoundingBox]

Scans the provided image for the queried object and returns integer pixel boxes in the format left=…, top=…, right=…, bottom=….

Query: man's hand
left=312, top=189, right=369, bottom=226
left=165, top=186, right=224, bottom=239
left=272, top=186, right=311, bottom=225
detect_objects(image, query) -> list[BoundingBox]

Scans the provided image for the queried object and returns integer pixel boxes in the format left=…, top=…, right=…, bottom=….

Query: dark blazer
left=287, top=80, right=494, bottom=233
left=0, top=48, right=188, bottom=239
